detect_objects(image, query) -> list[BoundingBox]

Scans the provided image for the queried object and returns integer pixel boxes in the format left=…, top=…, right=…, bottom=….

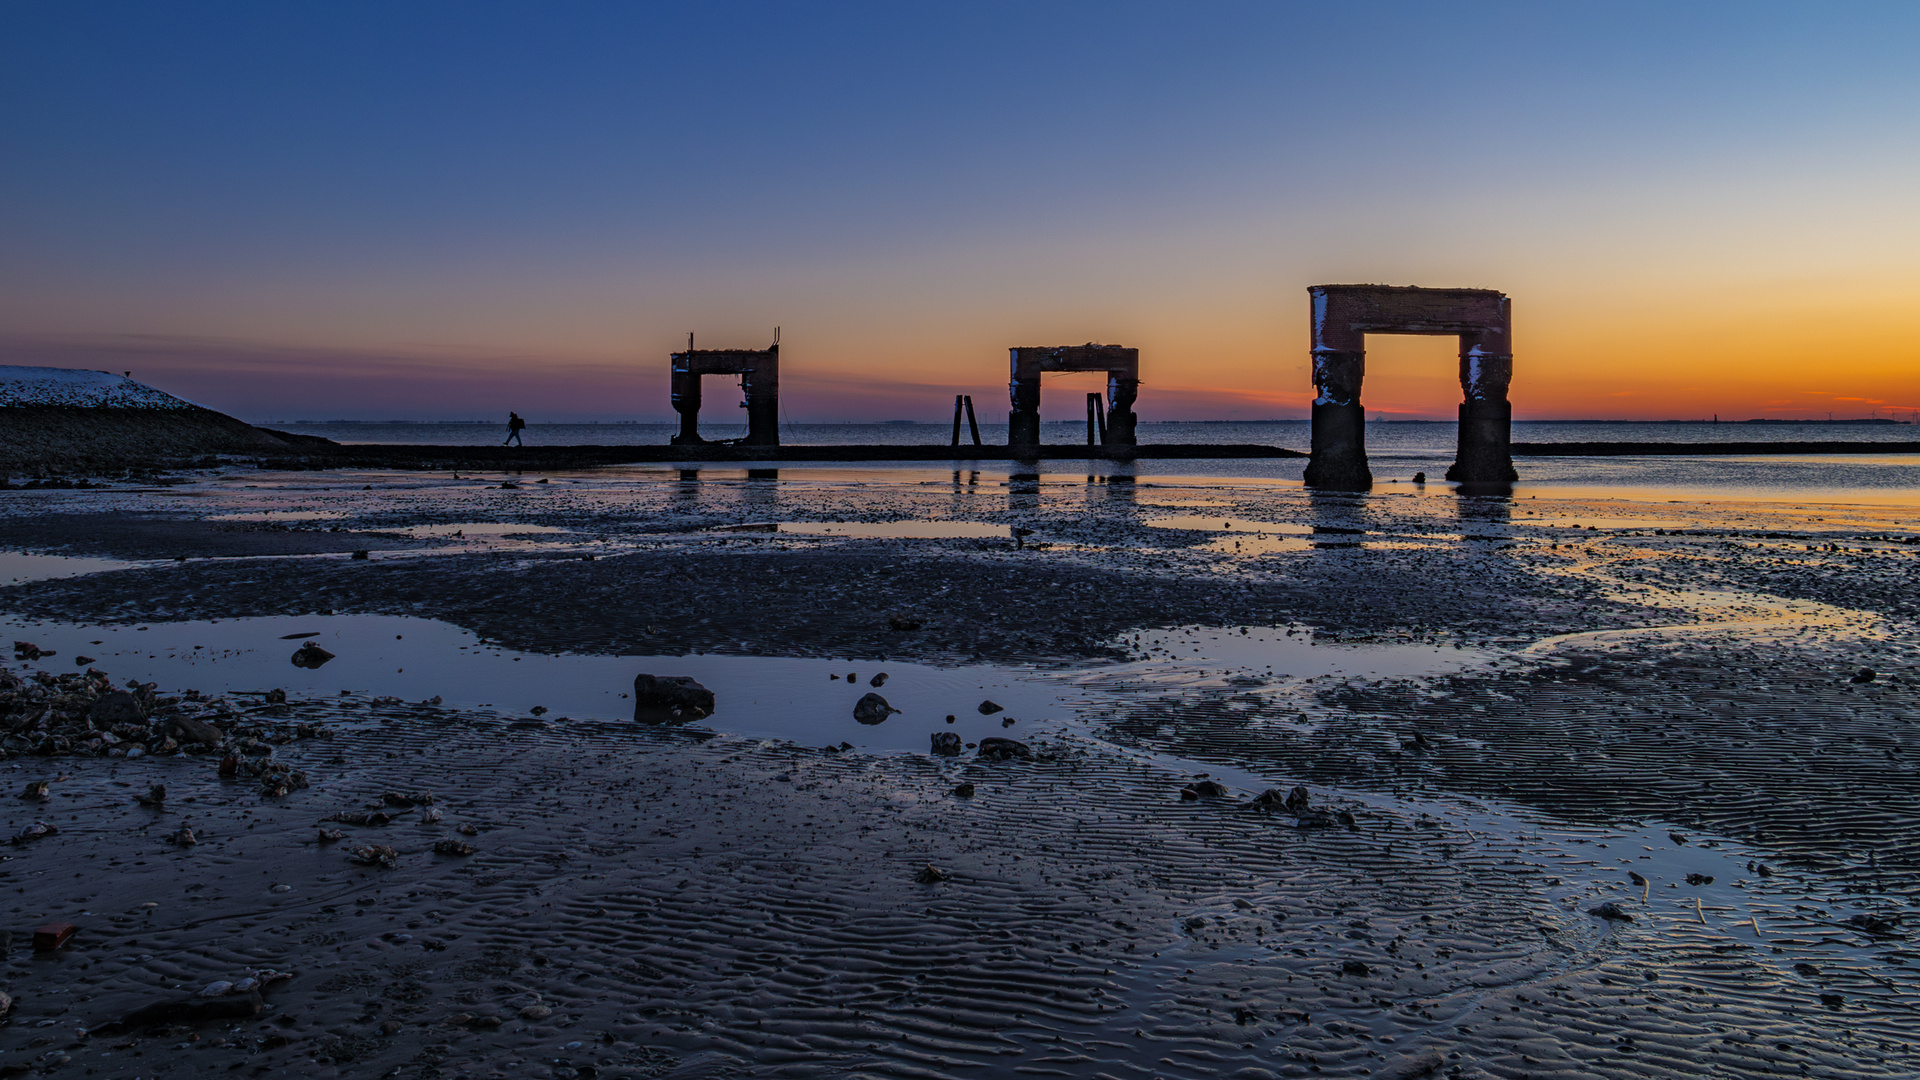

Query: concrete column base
left=1008, top=409, right=1040, bottom=449
left=1305, top=402, right=1372, bottom=490
left=1446, top=399, right=1517, bottom=482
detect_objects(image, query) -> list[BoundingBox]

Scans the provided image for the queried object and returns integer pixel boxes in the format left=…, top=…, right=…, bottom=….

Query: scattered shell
left=422, top=807, right=443, bottom=824
left=348, top=845, right=399, bottom=869
left=135, top=784, right=166, bottom=807
left=10, top=821, right=57, bottom=845
left=166, top=826, right=197, bottom=846
left=518, top=1004, right=553, bottom=1020
left=915, top=864, right=952, bottom=884
left=18, top=780, right=48, bottom=799
left=432, top=839, right=475, bottom=856
left=198, top=981, right=234, bottom=998
left=315, top=828, right=345, bottom=843
left=456, top=823, right=478, bottom=836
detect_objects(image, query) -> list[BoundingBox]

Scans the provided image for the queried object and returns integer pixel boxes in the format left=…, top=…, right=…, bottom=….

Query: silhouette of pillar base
left=1446, top=399, right=1517, bottom=483
left=1304, top=402, right=1372, bottom=491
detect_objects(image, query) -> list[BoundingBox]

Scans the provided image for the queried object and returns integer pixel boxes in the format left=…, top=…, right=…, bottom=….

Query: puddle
left=0, top=614, right=1072, bottom=753
left=1091, top=625, right=1488, bottom=685
left=208, top=510, right=351, bottom=522
left=0, top=612, right=1491, bottom=754
left=710, top=521, right=1012, bottom=539
left=0, top=551, right=147, bottom=583
left=404, top=522, right=570, bottom=539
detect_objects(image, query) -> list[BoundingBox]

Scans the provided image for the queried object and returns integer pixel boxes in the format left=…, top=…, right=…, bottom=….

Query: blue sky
left=3, top=2, right=1917, bottom=421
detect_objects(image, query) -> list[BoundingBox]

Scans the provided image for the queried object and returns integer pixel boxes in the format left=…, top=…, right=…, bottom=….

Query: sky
left=2, top=1, right=1917, bottom=424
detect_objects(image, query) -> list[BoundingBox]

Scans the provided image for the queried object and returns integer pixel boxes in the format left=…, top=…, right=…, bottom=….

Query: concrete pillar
left=741, top=344, right=780, bottom=446
left=1446, top=318, right=1516, bottom=482
left=669, top=364, right=703, bottom=445
left=1104, top=376, right=1139, bottom=447
left=1008, top=369, right=1041, bottom=447
left=1303, top=319, right=1371, bottom=490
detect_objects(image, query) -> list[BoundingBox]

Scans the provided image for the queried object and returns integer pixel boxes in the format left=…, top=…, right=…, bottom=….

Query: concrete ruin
left=1007, top=344, right=1138, bottom=449
left=670, top=340, right=780, bottom=446
left=1304, top=285, right=1516, bottom=490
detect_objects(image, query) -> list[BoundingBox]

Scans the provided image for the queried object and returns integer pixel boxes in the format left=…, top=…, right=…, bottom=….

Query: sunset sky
left=2, top=2, right=1917, bottom=423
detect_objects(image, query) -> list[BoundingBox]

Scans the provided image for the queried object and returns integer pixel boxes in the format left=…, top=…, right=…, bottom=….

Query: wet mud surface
left=0, top=465, right=1916, bottom=1078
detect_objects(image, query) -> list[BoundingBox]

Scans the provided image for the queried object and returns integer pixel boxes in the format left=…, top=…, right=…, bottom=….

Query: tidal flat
left=0, top=463, right=1915, bottom=1079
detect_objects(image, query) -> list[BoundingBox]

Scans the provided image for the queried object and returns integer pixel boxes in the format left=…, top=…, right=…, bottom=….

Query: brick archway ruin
left=1303, top=284, right=1516, bottom=490
left=1007, top=344, right=1139, bottom=449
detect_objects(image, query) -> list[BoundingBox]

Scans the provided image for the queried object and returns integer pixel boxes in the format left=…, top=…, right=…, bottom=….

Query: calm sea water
left=270, top=420, right=1920, bottom=507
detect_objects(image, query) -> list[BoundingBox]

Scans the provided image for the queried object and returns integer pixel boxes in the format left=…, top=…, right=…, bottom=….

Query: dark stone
left=852, top=693, right=898, bottom=724
left=1587, top=902, right=1633, bottom=921
left=952, top=782, right=974, bottom=797
left=1341, top=959, right=1371, bottom=976
left=168, top=715, right=223, bottom=745
left=290, top=642, right=335, bottom=669
left=631, top=674, right=714, bottom=722
left=975, top=737, right=1031, bottom=761
left=1850, top=667, right=1877, bottom=683
left=977, top=700, right=1004, bottom=715
left=87, top=691, right=144, bottom=726
left=930, top=732, right=962, bottom=756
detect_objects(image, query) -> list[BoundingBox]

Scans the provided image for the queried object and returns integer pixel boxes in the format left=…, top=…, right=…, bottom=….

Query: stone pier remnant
left=1007, top=344, right=1138, bottom=449
left=1304, top=285, right=1515, bottom=490
left=670, top=335, right=780, bottom=446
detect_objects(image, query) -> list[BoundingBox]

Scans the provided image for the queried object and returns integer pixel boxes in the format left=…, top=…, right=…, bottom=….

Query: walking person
left=504, top=411, right=526, bottom=446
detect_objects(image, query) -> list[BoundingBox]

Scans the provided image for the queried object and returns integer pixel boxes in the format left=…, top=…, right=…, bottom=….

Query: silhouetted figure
left=504, top=412, right=526, bottom=446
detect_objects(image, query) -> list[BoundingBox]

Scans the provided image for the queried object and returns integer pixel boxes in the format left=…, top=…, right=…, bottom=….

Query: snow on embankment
left=0, top=365, right=329, bottom=474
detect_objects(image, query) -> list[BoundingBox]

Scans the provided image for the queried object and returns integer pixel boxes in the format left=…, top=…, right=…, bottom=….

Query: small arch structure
left=1304, top=284, right=1515, bottom=490
left=670, top=341, right=780, bottom=446
left=1008, top=344, right=1138, bottom=449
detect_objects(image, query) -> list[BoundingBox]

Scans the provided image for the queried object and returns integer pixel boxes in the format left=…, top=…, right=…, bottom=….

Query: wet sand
left=0, top=464, right=1916, bottom=1078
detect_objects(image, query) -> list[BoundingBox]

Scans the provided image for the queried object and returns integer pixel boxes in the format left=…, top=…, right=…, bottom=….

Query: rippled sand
left=0, top=463, right=1915, bottom=1078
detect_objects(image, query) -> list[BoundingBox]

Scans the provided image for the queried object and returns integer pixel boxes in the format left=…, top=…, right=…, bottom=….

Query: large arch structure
left=670, top=342, right=780, bottom=447
left=1304, top=284, right=1515, bottom=490
left=1008, top=344, right=1138, bottom=449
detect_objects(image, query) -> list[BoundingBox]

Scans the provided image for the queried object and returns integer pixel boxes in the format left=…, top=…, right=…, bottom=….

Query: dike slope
left=0, top=365, right=328, bottom=473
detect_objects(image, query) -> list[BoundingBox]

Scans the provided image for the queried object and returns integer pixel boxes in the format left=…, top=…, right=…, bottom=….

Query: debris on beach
left=290, top=641, right=336, bottom=668
left=18, top=779, right=48, bottom=799
left=1850, top=667, right=1877, bottom=683
left=33, top=922, right=77, bottom=951
left=348, top=844, right=399, bottom=868
left=327, top=810, right=394, bottom=827
left=10, top=821, right=56, bottom=845
left=433, top=838, right=476, bottom=855
left=852, top=692, right=899, bottom=723
left=381, top=790, right=435, bottom=807
left=952, top=782, right=974, bottom=797
left=631, top=673, right=714, bottom=721
left=975, top=737, right=1031, bottom=761
left=135, top=783, right=165, bottom=807
left=166, top=826, right=197, bottom=846
left=12, top=641, right=52, bottom=661
left=1587, top=902, right=1634, bottom=921
left=1180, top=778, right=1230, bottom=800
left=915, top=864, right=952, bottom=883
